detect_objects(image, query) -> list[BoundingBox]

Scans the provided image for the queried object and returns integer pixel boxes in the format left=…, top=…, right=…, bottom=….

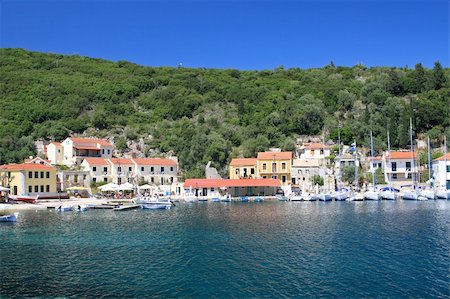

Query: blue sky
left=1, top=0, right=448, bottom=69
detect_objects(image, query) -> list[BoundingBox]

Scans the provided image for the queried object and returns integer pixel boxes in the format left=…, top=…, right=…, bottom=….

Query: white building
left=80, top=157, right=179, bottom=186
left=432, top=153, right=450, bottom=190
left=298, top=143, right=331, bottom=159
left=47, top=137, right=113, bottom=167
left=382, top=151, right=418, bottom=188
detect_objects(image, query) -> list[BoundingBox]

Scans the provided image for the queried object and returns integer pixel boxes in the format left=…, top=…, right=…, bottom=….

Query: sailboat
left=419, top=136, right=436, bottom=200
left=334, top=127, right=348, bottom=201
left=365, top=131, right=381, bottom=200
left=381, top=130, right=397, bottom=200
left=402, top=118, right=419, bottom=200
left=436, top=135, right=450, bottom=199
left=348, top=142, right=364, bottom=201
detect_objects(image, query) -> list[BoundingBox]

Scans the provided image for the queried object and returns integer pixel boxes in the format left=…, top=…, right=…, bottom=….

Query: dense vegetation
left=1, top=48, right=449, bottom=177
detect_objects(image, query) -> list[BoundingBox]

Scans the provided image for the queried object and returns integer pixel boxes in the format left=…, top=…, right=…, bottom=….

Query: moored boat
left=276, top=195, right=289, bottom=201
left=317, top=193, right=332, bottom=201
left=220, top=194, right=232, bottom=202
left=419, top=189, right=435, bottom=200
left=436, top=190, right=450, bottom=200
left=348, top=192, right=364, bottom=201
left=0, top=212, right=19, bottom=222
left=56, top=205, right=73, bottom=212
left=254, top=196, right=264, bottom=202
left=364, top=190, right=381, bottom=201
left=239, top=196, right=249, bottom=202
left=402, top=191, right=418, bottom=200
left=334, top=191, right=348, bottom=201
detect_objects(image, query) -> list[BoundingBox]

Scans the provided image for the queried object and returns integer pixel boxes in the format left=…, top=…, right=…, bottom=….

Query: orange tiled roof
left=50, top=142, right=62, bottom=146
left=373, top=156, right=382, bottom=161
left=257, top=151, right=292, bottom=160
left=82, top=158, right=110, bottom=166
left=434, top=153, right=450, bottom=161
left=133, top=158, right=177, bottom=166
left=230, top=158, right=257, bottom=166
left=184, top=178, right=281, bottom=188
left=109, top=158, right=134, bottom=165
left=303, top=143, right=330, bottom=149
left=385, top=151, right=417, bottom=159
left=0, top=163, right=55, bottom=171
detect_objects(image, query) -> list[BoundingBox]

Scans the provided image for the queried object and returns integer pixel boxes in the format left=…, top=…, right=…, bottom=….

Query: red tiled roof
left=133, top=158, right=177, bottom=166
left=303, top=143, right=330, bottom=149
left=50, top=142, right=62, bottom=146
left=373, top=156, right=382, bottom=161
left=434, top=153, right=450, bottom=161
left=82, top=158, right=110, bottom=166
left=385, top=151, right=417, bottom=159
left=69, top=137, right=112, bottom=147
left=230, top=158, right=257, bottom=166
left=183, top=178, right=281, bottom=188
left=257, top=151, right=292, bottom=160
left=109, top=158, right=134, bottom=165
left=0, top=163, right=55, bottom=171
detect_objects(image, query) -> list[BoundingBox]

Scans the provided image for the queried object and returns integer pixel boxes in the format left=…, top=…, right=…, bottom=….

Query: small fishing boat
left=56, top=205, right=73, bottom=212
left=220, top=194, right=232, bottom=202
left=0, top=212, right=19, bottom=222
left=254, top=196, right=264, bottom=202
left=10, top=194, right=38, bottom=204
left=239, top=196, right=249, bottom=202
left=276, top=195, right=289, bottom=201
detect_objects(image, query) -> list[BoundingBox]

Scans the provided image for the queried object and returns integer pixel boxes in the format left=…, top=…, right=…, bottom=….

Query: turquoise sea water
left=0, top=201, right=449, bottom=298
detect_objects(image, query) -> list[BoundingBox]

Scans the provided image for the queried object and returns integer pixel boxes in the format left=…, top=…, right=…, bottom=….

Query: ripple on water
left=0, top=201, right=449, bottom=298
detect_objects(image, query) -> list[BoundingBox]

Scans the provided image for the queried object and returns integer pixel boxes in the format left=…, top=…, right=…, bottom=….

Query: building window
left=446, top=165, right=450, bottom=173
left=118, top=177, right=122, bottom=184
left=93, top=178, right=96, bottom=182
left=272, top=163, right=277, bottom=172
left=170, top=167, right=174, bottom=172
left=251, top=168, right=255, bottom=175
left=93, top=166, right=97, bottom=172
left=28, top=171, right=32, bottom=179
left=34, top=186, right=38, bottom=192
left=311, top=149, right=315, bottom=156
left=262, top=176, right=267, bottom=179
left=46, top=185, right=50, bottom=192
left=34, top=171, right=38, bottom=178
left=406, top=162, right=411, bottom=171
left=320, top=149, right=324, bottom=155
left=40, top=171, right=44, bottom=178
left=391, top=162, right=397, bottom=172
left=40, top=185, right=44, bottom=192
left=28, top=186, right=32, bottom=193
left=151, top=177, right=154, bottom=183
left=392, top=174, right=397, bottom=180
left=118, top=167, right=122, bottom=173
left=272, top=175, right=278, bottom=180
left=151, top=167, right=154, bottom=172
left=407, top=173, right=412, bottom=179
left=141, top=167, right=144, bottom=171
left=128, top=167, right=132, bottom=172
left=46, top=172, right=50, bottom=179
left=161, top=167, right=165, bottom=172
left=170, top=177, right=174, bottom=183
left=104, top=178, right=107, bottom=182
left=103, top=167, right=107, bottom=174
left=102, top=149, right=105, bottom=155
left=292, top=178, right=296, bottom=184
left=107, top=149, right=110, bottom=155
left=262, top=163, right=267, bottom=171
left=282, top=175, right=287, bottom=183
left=161, top=177, right=164, bottom=185
left=282, top=162, right=286, bottom=170
left=13, top=186, right=17, bottom=195
left=235, top=168, right=239, bottom=175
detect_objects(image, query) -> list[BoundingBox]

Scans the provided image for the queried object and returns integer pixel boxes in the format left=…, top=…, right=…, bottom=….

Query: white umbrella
left=139, top=184, right=154, bottom=190
left=118, top=182, right=134, bottom=191
left=0, top=186, right=9, bottom=192
left=99, top=183, right=119, bottom=192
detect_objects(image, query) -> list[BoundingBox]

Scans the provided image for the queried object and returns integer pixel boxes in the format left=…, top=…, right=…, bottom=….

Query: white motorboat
left=436, top=189, right=450, bottom=200
left=317, top=193, right=332, bottom=201
left=302, top=193, right=316, bottom=201
left=140, top=197, right=173, bottom=210
left=364, top=190, right=381, bottom=201
left=56, top=205, right=73, bottom=212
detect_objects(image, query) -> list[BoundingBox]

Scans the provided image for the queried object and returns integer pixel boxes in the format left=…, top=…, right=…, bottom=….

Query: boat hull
left=364, top=191, right=381, bottom=201
left=436, top=190, right=450, bottom=200
left=318, top=194, right=332, bottom=201
left=402, top=192, right=418, bottom=200
left=381, top=192, right=396, bottom=200
left=141, top=203, right=171, bottom=210
left=0, top=212, right=19, bottom=222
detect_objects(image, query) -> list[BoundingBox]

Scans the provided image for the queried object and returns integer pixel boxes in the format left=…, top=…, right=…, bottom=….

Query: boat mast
left=387, top=130, right=391, bottom=190
left=427, top=136, right=432, bottom=185
left=444, top=135, right=448, bottom=190
left=410, top=117, right=416, bottom=191
left=354, top=141, right=357, bottom=192
left=370, top=130, right=376, bottom=192
left=337, top=125, right=341, bottom=192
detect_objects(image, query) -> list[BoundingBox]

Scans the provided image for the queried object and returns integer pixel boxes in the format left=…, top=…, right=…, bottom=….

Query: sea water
left=0, top=201, right=449, bottom=298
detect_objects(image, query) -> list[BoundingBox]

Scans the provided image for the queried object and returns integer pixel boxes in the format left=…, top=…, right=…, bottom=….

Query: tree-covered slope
left=0, top=48, right=449, bottom=177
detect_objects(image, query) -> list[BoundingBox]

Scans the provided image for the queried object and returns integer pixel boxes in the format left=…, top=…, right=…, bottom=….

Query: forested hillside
left=1, top=48, right=449, bottom=177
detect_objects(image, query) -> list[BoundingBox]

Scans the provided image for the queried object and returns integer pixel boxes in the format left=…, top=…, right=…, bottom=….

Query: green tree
left=312, top=175, right=324, bottom=186
left=432, top=61, right=446, bottom=90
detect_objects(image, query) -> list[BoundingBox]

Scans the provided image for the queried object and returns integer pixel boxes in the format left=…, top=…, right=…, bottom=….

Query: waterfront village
left=0, top=134, right=449, bottom=210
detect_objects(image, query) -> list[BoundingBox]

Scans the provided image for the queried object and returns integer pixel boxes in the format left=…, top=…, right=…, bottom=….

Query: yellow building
left=257, top=151, right=292, bottom=185
left=0, top=163, right=57, bottom=196
left=229, top=158, right=258, bottom=179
